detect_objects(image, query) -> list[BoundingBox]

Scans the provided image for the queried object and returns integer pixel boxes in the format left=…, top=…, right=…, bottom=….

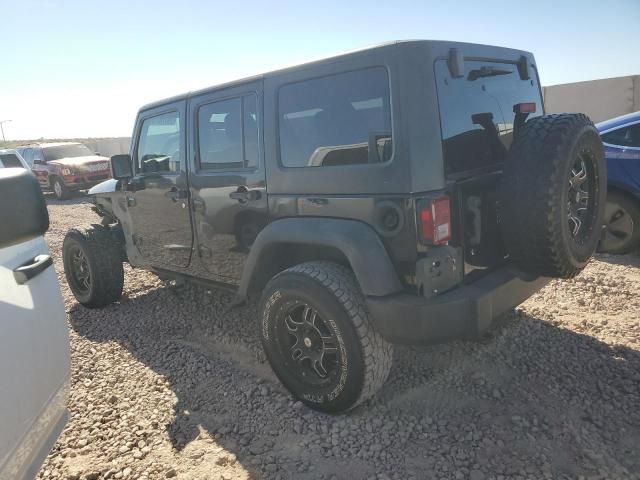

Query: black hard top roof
left=139, top=39, right=533, bottom=113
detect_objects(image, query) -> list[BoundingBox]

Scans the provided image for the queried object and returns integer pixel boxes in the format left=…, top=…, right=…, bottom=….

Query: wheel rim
left=275, top=302, right=341, bottom=386
left=567, top=150, right=597, bottom=243
left=600, top=200, right=635, bottom=252
left=54, top=180, right=62, bottom=197
left=68, top=245, right=91, bottom=294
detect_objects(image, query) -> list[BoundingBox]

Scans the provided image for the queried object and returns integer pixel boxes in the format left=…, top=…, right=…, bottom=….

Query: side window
left=602, top=124, right=640, bottom=148
left=435, top=59, right=542, bottom=176
left=197, top=95, right=258, bottom=170
left=0, top=154, right=24, bottom=168
left=20, top=148, right=33, bottom=165
left=136, top=111, right=182, bottom=174
left=32, top=148, right=44, bottom=164
left=278, top=67, right=392, bottom=168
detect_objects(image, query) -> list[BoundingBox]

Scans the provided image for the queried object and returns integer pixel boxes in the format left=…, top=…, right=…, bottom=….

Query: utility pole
left=0, top=120, right=12, bottom=143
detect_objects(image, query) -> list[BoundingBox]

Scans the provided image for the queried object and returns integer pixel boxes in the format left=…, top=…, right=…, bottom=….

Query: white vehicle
left=0, top=168, right=69, bottom=480
left=0, top=149, right=30, bottom=170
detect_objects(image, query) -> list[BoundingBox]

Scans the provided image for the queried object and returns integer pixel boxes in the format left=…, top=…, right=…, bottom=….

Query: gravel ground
left=37, top=196, right=640, bottom=480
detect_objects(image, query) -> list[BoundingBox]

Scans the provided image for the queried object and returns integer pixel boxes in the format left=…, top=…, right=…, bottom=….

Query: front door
left=187, top=82, right=268, bottom=283
left=126, top=102, right=193, bottom=268
left=0, top=236, right=69, bottom=479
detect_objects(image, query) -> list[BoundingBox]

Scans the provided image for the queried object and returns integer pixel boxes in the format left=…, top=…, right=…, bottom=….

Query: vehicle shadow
left=43, top=192, right=91, bottom=206
left=594, top=251, right=640, bottom=267
left=68, top=283, right=640, bottom=479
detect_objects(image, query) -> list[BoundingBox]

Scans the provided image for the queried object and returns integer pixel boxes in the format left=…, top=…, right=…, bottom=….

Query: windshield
left=43, top=144, right=94, bottom=161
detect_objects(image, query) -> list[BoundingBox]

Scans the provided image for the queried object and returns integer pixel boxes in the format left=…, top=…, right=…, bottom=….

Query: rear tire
left=598, top=191, right=640, bottom=254
left=63, top=225, right=124, bottom=308
left=52, top=177, right=71, bottom=200
left=499, top=114, right=606, bottom=278
left=259, top=261, right=392, bottom=414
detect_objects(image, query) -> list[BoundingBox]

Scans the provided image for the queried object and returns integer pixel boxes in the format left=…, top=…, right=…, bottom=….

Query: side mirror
left=110, top=154, right=133, bottom=180
left=0, top=168, right=49, bottom=249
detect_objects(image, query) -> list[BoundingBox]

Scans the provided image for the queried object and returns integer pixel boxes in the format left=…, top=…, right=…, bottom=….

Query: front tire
left=259, top=261, right=392, bottom=414
left=63, top=225, right=124, bottom=308
left=52, top=177, right=71, bottom=200
left=598, top=191, right=640, bottom=254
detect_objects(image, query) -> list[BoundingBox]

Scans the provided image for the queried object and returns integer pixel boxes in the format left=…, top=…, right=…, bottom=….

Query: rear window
left=435, top=59, right=542, bottom=177
left=278, top=67, right=392, bottom=168
left=0, top=154, right=24, bottom=168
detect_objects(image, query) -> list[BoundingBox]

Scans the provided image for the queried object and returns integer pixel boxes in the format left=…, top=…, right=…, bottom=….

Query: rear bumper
left=366, top=264, right=550, bottom=345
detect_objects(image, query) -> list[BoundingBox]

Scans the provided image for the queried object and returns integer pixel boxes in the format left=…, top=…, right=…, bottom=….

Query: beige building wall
left=82, top=137, right=131, bottom=157
left=543, top=75, right=640, bottom=123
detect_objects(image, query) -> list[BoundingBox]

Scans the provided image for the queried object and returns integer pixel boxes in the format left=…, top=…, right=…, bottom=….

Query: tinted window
left=43, top=144, right=93, bottom=161
left=0, top=154, right=24, bottom=168
left=435, top=60, right=542, bottom=176
left=136, top=111, right=182, bottom=173
left=32, top=148, right=44, bottom=163
left=601, top=124, right=640, bottom=147
left=19, top=148, right=33, bottom=165
left=197, top=95, right=258, bottom=170
left=279, top=67, right=392, bottom=168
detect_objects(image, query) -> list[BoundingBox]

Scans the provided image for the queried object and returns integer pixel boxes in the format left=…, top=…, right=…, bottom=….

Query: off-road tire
left=63, top=225, right=124, bottom=308
left=598, top=191, right=640, bottom=254
left=259, top=261, right=393, bottom=414
left=500, top=114, right=606, bottom=278
left=51, top=177, right=71, bottom=200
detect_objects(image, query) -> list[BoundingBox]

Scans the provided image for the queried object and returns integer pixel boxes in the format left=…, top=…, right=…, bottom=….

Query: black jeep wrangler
left=63, top=40, right=606, bottom=413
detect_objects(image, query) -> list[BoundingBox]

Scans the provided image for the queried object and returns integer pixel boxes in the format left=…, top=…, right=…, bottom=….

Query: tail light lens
left=513, top=102, right=536, bottom=114
left=418, top=196, right=451, bottom=245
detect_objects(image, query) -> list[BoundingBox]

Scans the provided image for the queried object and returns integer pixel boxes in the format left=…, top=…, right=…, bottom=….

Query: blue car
left=596, top=111, right=640, bottom=254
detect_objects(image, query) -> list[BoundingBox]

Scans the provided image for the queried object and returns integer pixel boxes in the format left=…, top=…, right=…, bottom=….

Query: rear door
left=187, top=81, right=267, bottom=282
left=601, top=122, right=640, bottom=190
left=126, top=101, right=194, bottom=268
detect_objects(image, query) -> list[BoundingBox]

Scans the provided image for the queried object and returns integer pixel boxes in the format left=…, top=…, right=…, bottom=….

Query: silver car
left=0, top=168, right=69, bottom=480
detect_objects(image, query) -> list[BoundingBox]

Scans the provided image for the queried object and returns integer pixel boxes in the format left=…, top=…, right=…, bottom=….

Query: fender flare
left=88, top=178, right=120, bottom=195
left=237, top=217, right=404, bottom=300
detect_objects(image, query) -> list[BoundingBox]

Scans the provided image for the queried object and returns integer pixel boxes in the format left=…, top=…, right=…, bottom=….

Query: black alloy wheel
left=67, top=244, right=92, bottom=295
left=275, top=302, right=341, bottom=385
left=567, top=152, right=597, bottom=243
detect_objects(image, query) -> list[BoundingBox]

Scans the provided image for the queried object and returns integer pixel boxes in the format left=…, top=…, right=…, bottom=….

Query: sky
left=1, top=0, right=639, bottom=140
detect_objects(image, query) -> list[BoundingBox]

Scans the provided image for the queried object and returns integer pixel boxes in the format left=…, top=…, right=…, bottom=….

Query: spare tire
left=499, top=114, right=606, bottom=278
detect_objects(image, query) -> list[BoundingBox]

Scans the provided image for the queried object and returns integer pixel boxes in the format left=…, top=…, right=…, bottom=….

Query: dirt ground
left=37, top=196, right=640, bottom=480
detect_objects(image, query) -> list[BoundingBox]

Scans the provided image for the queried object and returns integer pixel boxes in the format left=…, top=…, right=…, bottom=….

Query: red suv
left=17, top=142, right=111, bottom=199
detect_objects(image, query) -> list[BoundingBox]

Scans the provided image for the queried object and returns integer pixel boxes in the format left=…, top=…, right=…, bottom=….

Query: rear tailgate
left=434, top=57, right=544, bottom=275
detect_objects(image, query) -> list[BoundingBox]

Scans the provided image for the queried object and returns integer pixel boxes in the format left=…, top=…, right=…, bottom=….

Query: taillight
left=513, top=102, right=536, bottom=114
left=418, top=196, right=451, bottom=245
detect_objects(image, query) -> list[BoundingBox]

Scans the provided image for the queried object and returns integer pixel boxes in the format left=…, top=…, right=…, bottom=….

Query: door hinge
left=198, top=245, right=212, bottom=258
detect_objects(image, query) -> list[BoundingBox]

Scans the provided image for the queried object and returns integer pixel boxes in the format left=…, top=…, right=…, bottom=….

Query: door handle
left=168, top=186, right=189, bottom=202
left=229, top=187, right=261, bottom=202
left=126, top=176, right=145, bottom=192
left=13, top=254, right=53, bottom=285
